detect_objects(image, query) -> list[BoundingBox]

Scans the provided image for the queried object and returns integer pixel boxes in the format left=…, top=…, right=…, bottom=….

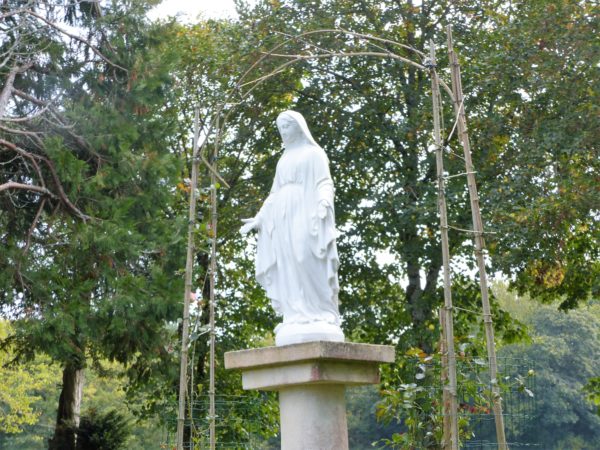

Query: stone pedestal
left=224, top=341, right=395, bottom=450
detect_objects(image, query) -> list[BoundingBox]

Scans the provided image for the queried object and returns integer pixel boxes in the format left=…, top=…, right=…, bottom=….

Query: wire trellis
left=160, top=356, right=536, bottom=449
left=409, top=355, right=539, bottom=449
left=461, top=357, right=538, bottom=449
left=161, top=394, right=277, bottom=450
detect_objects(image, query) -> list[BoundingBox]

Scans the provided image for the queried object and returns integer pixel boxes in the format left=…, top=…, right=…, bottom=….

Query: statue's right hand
left=240, top=217, right=258, bottom=235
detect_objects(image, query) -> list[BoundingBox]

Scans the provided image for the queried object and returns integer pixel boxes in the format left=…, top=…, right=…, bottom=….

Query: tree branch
left=12, top=88, right=48, bottom=107
left=0, top=7, right=27, bottom=21
left=0, top=62, right=33, bottom=117
left=0, top=139, right=91, bottom=221
left=0, top=181, right=56, bottom=197
left=22, top=197, right=47, bottom=255
left=40, top=156, right=91, bottom=222
left=24, top=9, right=127, bottom=73
left=0, top=138, right=46, bottom=185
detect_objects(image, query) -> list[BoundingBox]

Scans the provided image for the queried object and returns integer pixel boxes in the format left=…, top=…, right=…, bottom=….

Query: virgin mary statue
left=241, top=111, right=344, bottom=346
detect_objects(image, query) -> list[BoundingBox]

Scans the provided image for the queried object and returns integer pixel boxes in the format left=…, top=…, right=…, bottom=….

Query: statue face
left=277, top=115, right=301, bottom=144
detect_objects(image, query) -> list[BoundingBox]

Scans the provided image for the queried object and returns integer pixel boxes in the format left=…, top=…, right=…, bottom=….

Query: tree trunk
left=49, top=364, right=85, bottom=450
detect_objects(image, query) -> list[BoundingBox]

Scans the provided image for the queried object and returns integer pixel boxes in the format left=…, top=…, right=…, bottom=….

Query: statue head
left=276, top=110, right=318, bottom=149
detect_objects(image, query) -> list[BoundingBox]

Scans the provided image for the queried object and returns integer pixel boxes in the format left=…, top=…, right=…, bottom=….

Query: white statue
left=241, top=110, right=344, bottom=346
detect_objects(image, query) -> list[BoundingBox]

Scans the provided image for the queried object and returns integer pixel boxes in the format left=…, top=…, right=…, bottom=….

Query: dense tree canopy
left=0, top=0, right=597, bottom=447
left=159, top=0, right=598, bottom=445
left=1, top=1, right=185, bottom=447
left=465, top=0, right=599, bottom=309
left=495, top=288, right=600, bottom=449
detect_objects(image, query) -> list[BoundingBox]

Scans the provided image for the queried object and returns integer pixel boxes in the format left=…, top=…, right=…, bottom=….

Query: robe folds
left=255, top=143, right=341, bottom=326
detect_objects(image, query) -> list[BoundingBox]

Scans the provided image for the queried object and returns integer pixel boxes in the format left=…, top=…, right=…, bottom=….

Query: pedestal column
left=225, top=341, right=395, bottom=450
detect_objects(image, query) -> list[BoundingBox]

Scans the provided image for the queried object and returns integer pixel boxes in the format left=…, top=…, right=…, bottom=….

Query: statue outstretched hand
left=240, top=217, right=259, bottom=235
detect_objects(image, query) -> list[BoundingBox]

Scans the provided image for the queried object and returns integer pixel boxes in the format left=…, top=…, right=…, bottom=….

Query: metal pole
left=208, top=116, right=219, bottom=450
left=429, top=40, right=459, bottom=450
left=446, top=25, right=508, bottom=450
left=439, top=307, right=452, bottom=448
left=177, top=108, right=201, bottom=450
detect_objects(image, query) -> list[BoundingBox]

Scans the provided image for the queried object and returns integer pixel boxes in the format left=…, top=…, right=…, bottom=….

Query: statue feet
left=275, top=321, right=345, bottom=346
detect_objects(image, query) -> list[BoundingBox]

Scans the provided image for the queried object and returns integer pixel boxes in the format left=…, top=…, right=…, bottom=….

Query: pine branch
left=0, top=139, right=91, bottom=221
left=24, top=9, right=127, bottom=73
left=0, top=181, right=56, bottom=197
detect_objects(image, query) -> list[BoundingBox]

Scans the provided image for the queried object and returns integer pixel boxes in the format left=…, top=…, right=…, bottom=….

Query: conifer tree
left=1, top=2, right=184, bottom=447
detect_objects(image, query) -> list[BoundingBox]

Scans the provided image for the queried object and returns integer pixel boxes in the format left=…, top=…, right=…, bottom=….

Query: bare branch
left=2, top=87, right=53, bottom=122
left=239, top=51, right=426, bottom=94
left=23, top=9, right=127, bottom=73
left=22, top=197, right=47, bottom=255
left=238, top=57, right=300, bottom=88
left=0, top=138, right=45, bottom=185
left=12, top=88, right=48, bottom=107
left=0, top=139, right=91, bottom=221
left=200, top=154, right=230, bottom=189
left=277, top=28, right=427, bottom=58
left=0, top=124, right=46, bottom=149
left=40, top=155, right=91, bottom=222
left=0, top=181, right=56, bottom=197
left=2, top=108, right=52, bottom=122
left=0, top=123, right=43, bottom=138
left=0, top=7, right=27, bottom=20
left=0, top=62, right=34, bottom=117
left=0, top=37, right=22, bottom=70
left=41, top=110, right=74, bottom=129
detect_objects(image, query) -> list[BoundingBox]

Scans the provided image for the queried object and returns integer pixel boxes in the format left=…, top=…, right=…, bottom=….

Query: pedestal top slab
left=225, top=341, right=395, bottom=390
left=224, top=340, right=395, bottom=370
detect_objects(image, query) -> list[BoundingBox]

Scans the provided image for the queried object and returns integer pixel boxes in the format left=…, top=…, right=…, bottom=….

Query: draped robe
left=255, top=143, right=340, bottom=326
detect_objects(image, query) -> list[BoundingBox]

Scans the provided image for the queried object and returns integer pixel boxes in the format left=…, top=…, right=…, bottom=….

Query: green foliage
left=584, top=377, right=600, bottom=417
left=469, top=0, right=600, bottom=309
left=497, top=289, right=600, bottom=448
left=128, top=15, right=291, bottom=443
left=345, top=386, right=398, bottom=449
left=0, top=0, right=187, bottom=444
left=75, top=409, right=132, bottom=450
left=195, top=3, right=595, bottom=444
left=1, top=0, right=186, bottom=355
left=1, top=0, right=597, bottom=447
left=0, top=321, right=61, bottom=435
left=80, top=361, right=165, bottom=450
left=376, top=348, right=501, bottom=449
left=371, top=281, right=528, bottom=448
left=0, top=354, right=166, bottom=450
left=158, top=1, right=585, bottom=445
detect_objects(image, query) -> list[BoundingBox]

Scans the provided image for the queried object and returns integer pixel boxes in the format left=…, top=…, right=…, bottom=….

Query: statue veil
left=277, top=110, right=319, bottom=148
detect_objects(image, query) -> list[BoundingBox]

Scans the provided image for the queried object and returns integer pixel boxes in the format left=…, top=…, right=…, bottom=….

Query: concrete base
left=225, top=341, right=395, bottom=450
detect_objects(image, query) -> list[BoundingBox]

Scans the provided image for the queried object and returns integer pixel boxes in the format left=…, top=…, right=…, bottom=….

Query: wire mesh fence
left=459, top=357, right=538, bottom=448
left=160, top=357, right=537, bottom=449
left=159, top=394, right=277, bottom=449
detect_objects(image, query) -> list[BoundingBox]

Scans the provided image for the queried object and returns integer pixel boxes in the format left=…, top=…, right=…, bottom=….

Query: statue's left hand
left=317, top=200, right=330, bottom=219
left=240, top=217, right=259, bottom=235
